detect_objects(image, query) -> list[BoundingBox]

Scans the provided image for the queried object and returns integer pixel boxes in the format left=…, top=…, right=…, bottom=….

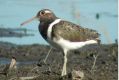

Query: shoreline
left=0, top=41, right=118, bottom=80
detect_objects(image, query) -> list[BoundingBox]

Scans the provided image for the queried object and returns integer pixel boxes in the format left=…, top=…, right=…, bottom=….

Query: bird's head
left=37, top=9, right=57, bottom=22
left=21, top=9, right=57, bottom=26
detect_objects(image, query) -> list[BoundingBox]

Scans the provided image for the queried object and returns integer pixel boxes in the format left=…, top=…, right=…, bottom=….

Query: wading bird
left=21, top=9, right=100, bottom=76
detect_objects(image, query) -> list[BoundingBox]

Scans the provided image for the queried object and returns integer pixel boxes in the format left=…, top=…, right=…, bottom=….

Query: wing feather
left=52, top=20, right=100, bottom=42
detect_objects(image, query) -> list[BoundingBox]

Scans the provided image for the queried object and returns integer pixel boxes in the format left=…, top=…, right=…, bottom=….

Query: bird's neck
left=39, top=19, right=55, bottom=40
left=39, top=17, right=59, bottom=40
left=40, top=17, right=58, bottom=24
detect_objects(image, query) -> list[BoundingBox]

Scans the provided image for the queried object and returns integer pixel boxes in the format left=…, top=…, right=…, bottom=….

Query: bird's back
left=52, top=20, right=100, bottom=42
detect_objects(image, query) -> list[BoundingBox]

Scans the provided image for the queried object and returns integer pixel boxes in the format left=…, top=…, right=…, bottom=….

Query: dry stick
left=28, top=66, right=38, bottom=75
left=9, top=77, right=17, bottom=80
left=9, top=75, right=39, bottom=80
left=19, top=76, right=39, bottom=80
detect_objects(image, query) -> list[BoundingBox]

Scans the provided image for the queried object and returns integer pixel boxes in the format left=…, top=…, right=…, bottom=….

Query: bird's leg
left=43, top=47, right=52, bottom=73
left=36, top=47, right=52, bottom=74
left=61, top=50, right=68, bottom=76
left=43, top=47, right=52, bottom=64
left=37, top=47, right=52, bottom=66
left=91, top=54, right=99, bottom=73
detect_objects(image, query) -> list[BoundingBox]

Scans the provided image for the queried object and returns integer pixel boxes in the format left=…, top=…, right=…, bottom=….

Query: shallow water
left=0, top=0, right=117, bottom=45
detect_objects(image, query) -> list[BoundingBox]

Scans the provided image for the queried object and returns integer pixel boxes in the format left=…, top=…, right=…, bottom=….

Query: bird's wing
left=52, top=20, right=100, bottom=42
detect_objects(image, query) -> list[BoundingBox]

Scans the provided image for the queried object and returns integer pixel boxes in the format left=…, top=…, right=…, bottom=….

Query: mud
left=0, top=42, right=118, bottom=80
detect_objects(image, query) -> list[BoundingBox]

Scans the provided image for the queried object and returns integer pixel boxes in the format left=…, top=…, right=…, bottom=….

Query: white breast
left=54, top=37, right=97, bottom=51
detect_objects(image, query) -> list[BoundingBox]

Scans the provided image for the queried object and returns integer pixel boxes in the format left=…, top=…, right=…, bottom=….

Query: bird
left=21, top=9, right=100, bottom=77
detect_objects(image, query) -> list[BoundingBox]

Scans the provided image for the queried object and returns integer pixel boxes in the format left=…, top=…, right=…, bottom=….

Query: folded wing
left=52, top=20, right=100, bottom=42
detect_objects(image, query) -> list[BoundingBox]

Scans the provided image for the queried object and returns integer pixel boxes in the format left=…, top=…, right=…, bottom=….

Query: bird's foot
left=37, top=60, right=47, bottom=67
left=59, top=75, right=68, bottom=80
left=42, top=69, right=51, bottom=75
left=61, top=72, right=67, bottom=77
left=59, top=73, right=72, bottom=80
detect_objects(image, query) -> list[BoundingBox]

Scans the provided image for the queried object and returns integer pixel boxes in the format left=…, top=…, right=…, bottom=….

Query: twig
left=19, top=76, right=39, bottom=80
left=9, top=77, right=17, bottom=80
left=9, top=75, right=39, bottom=80
left=29, top=66, right=38, bottom=72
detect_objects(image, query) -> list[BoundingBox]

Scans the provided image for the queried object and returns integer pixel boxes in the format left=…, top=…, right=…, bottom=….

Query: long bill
left=20, top=16, right=37, bottom=26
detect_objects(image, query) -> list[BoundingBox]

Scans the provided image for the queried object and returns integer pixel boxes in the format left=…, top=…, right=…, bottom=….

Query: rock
left=71, top=70, right=84, bottom=80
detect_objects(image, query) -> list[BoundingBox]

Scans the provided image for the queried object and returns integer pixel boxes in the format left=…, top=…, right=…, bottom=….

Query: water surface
left=0, top=0, right=117, bottom=45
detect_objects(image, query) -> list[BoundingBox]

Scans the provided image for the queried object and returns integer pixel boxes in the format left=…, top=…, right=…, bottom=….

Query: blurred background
left=0, top=0, right=118, bottom=45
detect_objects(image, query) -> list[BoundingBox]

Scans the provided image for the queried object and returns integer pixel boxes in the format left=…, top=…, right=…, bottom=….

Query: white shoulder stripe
left=47, top=19, right=61, bottom=39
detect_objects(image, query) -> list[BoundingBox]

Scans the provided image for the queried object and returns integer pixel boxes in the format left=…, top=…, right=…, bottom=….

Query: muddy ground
left=0, top=42, right=118, bottom=80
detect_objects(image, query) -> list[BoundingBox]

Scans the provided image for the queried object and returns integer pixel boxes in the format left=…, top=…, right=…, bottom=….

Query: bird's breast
left=39, top=22, right=62, bottom=50
left=39, top=23, right=49, bottom=40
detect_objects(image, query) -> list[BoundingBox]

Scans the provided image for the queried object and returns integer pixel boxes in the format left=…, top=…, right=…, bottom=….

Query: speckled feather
left=52, top=20, right=100, bottom=42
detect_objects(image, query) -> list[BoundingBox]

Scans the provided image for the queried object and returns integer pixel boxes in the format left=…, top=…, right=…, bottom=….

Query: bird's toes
left=37, top=60, right=48, bottom=67
left=59, top=75, right=68, bottom=80
left=59, top=73, right=72, bottom=80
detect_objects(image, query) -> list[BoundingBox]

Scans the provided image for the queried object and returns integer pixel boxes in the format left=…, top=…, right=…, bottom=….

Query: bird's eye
left=40, top=11, right=45, bottom=15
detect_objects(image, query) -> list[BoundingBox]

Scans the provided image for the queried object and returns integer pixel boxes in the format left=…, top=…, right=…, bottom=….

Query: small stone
left=71, top=69, right=84, bottom=80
